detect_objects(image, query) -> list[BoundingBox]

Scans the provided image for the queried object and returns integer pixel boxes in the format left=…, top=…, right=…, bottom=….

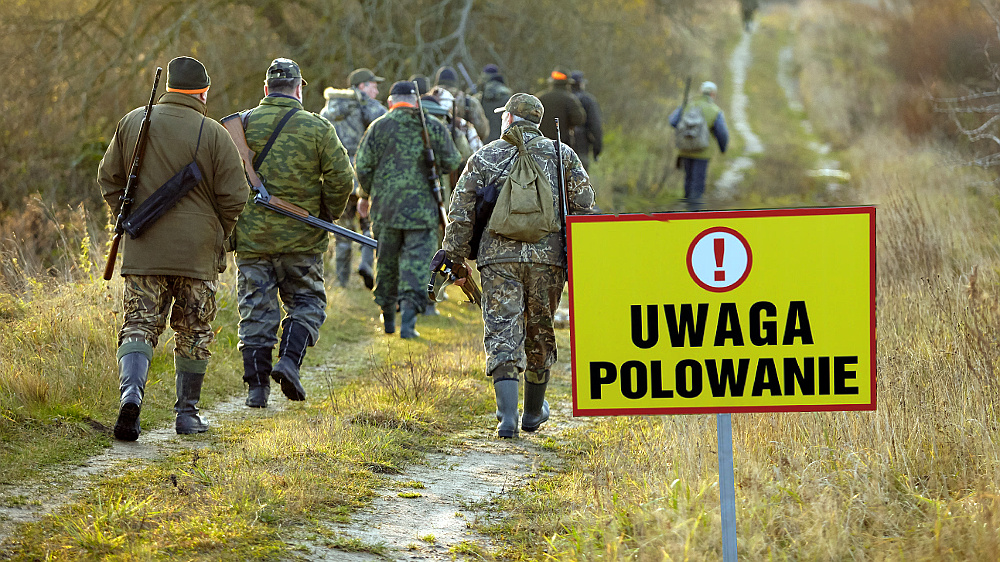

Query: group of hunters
left=98, top=55, right=726, bottom=442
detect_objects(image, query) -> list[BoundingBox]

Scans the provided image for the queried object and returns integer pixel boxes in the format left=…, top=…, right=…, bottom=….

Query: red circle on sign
left=686, top=227, right=753, bottom=292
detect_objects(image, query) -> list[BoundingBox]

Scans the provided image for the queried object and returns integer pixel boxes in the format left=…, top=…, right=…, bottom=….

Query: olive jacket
left=98, top=92, right=249, bottom=280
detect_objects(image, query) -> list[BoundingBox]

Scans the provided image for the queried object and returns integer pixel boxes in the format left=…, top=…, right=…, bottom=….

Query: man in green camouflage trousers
left=98, top=56, right=248, bottom=441
left=233, top=58, right=354, bottom=407
left=355, top=81, right=461, bottom=338
left=443, top=93, right=595, bottom=438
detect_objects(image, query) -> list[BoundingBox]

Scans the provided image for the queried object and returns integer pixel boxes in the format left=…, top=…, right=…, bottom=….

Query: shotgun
left=414, top=82, right=449, bottom=231
left=103, top=67, right=161, bottom=280
left=220, top=113, right=377, bottom=249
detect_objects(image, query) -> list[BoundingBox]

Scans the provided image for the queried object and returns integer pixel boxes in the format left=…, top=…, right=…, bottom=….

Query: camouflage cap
left=349, top=67, right=385, bottom=86
left=266, top=58, right=307, bottom=85
left=494, top=93, right=543, bottom=124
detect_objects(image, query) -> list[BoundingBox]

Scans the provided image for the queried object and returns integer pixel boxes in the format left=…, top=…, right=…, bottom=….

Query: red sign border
left=566, top=206, right=877, bottom=416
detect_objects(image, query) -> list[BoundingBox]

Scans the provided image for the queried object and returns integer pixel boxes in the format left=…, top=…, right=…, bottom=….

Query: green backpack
left=487, top=128, right=560, bottom=243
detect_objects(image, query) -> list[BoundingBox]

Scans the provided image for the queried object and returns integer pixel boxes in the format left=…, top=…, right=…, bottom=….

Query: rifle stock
left=103, top=66, right=161, bottom=280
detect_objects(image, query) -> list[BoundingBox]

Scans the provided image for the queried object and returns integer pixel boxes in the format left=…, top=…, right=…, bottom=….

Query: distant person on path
left=569, top=70, right=604, bottom=171
left=355, top=81, right=461, bottom=338
left=669, top=80, right=729, bottom=211
left=234, top=58, right=354, bottom=408
left=442, top=93, right=595, bottom=438
left=534, top=69, right=586, bottom=146
left=741, top=0, right=759, bottom=31
left=474, top=64, right=513, bottom=143
left=98, top=56, right=249, bottom=441
left=321, top=67, right=387, bottom=289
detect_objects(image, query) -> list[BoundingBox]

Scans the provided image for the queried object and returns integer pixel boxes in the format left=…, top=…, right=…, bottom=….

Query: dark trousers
left=680, top=157, right=709, bottom=211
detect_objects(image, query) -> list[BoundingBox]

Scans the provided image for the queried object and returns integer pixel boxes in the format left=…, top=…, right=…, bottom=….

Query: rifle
left=414, top=81, right=449, bottom=231
left=103, top=67, right=162, bottom=281
left=220, top=113, right=377, bottom=249
left=555, top=118, right=569, bottom=232
left=428, top=249, right=482, bottom=308
left=457, top=62, right=477, bottom=95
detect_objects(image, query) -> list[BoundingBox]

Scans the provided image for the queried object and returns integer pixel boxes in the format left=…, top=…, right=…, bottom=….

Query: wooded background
left=0, top=0, right=719, bottom=215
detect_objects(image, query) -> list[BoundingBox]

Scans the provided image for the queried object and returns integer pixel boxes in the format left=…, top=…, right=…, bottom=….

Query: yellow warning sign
left=568, top=207, right=875, bottom=415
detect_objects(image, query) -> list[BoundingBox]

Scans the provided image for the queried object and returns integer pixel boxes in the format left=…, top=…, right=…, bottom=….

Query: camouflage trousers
left=119, top=275, right=218, bottom=361
left=236, top=253, right=326, bottom=350
left=372, top=226, right=435, bottom=312
left=480, top=262, right=566, bottom=384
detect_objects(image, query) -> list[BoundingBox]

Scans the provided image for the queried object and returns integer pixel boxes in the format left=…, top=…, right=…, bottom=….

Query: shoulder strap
left=252, top=108, right=300, bottom=170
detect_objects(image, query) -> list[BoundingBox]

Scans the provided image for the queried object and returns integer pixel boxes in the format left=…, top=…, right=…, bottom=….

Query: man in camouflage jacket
left=98, top=56, right=248, bottom=441
left=321, top=67, right=387, bottom=289
left=233, top=58, right=354, bottom=407
left=355, top=81, right=461, bottom=338
left=442, top=93, right=595, bottom=438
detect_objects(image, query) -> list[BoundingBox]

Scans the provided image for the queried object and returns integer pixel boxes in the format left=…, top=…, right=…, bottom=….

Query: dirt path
left=716, top=28, right=765, bottom=198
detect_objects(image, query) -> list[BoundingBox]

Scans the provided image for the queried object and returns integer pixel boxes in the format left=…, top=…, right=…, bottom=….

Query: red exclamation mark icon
left=714, top=238, right=725, bottom=281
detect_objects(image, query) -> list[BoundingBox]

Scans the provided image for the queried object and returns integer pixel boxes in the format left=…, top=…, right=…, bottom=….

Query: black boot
left=174, top=370, right=209, bottom=434
left=113, top=353, right=150, bottom=442
left=382, top=307, right=396, bottom=334
left=400, top=300, right=420, bottom=339
left=272, top=322, right=310, bottom=401
left=521, top=381, right=550, bottom=432
left=494, top=379, right=520, bottom=438
left=242, top=346, right=272, bottom=408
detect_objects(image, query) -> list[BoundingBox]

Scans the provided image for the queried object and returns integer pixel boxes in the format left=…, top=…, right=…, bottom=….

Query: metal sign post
left=717, top=413, right=738, bottom=561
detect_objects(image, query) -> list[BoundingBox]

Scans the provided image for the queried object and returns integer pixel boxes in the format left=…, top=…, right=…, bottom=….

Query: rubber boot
left=400, top=300, right=420, bottom=339
left=242, top=346, right=272, bottom=408
left=174, top=370, right=209, bottom=434
left=335, top=240, right=352, bottom=288
left=113, top=352, right=150, bottom=442
left=494, top=379, right=520, bottom=438
left=521, top=381, right=550, bottom=432
left=382, top=307, right=396, bottom=334
left=272, top=322, right=309, bottom=401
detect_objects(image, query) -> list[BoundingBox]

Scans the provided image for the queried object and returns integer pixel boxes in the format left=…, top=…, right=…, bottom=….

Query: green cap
left=266, top=58, right=307, bottom=85
left=166, top=56, right=210, bottom=94
left=494, top=93, right=544, bottom=124
left=349, top=67, right=384, bottom=86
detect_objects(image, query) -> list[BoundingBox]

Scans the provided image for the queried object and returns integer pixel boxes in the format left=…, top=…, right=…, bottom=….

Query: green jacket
left=98, top=92, right=248, bottom=280
left=534, top=83, right=587, bottom=143
left=234, top=94, right=354, bottom=257
left=355, top=106, right=461, bottom=231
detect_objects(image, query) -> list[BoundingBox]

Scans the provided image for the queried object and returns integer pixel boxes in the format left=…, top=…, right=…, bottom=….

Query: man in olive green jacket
left=98, top=56, right=249, bottom=441
left=233, top=58, right=354, bottom=408
left=534, top=69, right=586, bottom=145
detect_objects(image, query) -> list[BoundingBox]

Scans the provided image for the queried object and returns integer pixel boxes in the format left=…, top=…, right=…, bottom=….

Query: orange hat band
left=167, top=86, right=209, bottom=94
left=551, top=71, right=567, bottom=81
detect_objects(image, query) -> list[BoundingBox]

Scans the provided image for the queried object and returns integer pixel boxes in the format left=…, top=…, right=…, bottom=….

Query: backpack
left=675, top=105, right=711, bottom=151
left=487, top=129, right=560, bottom=243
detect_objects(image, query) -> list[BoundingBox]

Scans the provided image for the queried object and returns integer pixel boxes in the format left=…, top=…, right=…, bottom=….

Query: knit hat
left=166, top=56, right=210, bottom=94
left=483, top=63, right=500, bottom=74
left=494, top=93, right=543, bottom=124
left=267, top=58, right=307, bottom=85
left=434, top=66, right=459, bottom=88
left=349, top=67, right=385, bottom=86
left=389, top=80, right=417, bottom=96
left=409, top=74, right=431, bottom=95
left=570, top=70, right=586, bottom=85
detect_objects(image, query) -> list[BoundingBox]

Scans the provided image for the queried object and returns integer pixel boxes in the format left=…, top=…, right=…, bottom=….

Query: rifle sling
left=253, top=108, right=300, bottom=170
